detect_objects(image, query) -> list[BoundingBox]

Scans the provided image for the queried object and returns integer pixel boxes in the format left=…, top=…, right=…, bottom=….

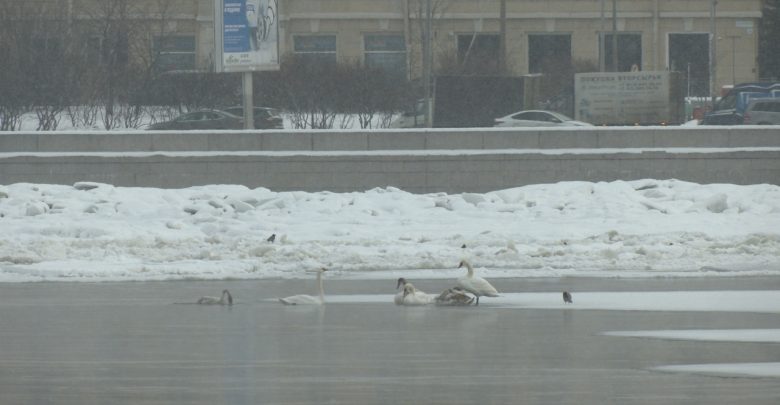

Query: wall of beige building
left=191, top=0, right=760, bottom=91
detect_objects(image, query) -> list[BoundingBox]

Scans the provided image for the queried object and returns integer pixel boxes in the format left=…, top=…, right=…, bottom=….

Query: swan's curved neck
left=464, top=261, right=474, bottom=277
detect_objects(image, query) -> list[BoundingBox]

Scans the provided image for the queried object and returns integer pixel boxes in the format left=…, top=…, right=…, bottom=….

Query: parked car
left=221, top=106, right=284, bottom=129
left=390, top=99, right=426, bottom=128
left=494, top=110, right=593, bottom=127
left=148, top=109, right=244, bottom=130
left=743, top=98, right=780, bottom=125
left=702, top=82, right=780, bottom=125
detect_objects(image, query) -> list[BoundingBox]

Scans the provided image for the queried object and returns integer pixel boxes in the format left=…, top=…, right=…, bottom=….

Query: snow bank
left=1, top=179, right=779, bottom=282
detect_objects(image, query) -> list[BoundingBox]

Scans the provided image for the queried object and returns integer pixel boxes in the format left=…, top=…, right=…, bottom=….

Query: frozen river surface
left=1, top=277, right=779, bottom=405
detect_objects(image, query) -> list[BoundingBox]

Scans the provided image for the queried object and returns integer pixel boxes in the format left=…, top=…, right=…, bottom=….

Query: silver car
left=743, top=98, right=780, bottom=125
left=494, top=110, right=593, bottom=127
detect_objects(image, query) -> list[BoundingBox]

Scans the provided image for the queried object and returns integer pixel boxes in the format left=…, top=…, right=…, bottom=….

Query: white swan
left=399, top=283, right=434, bottom=306
left=435, top=286, right=475, bottom=306
left=394, top=278, right=434, bottom=305
left=197, top=289, right=233, bottom=305
left=457, top=259, right=499, bottom=306
left=279, top=268, right=327, bottom=305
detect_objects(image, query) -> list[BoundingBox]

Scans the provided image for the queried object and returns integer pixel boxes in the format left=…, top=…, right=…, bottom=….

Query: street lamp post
left=423, top=0, right=433, bottom=128
left=709, top=0, right=718, bottom=105
left=499, top=0, right=506, bottom=73
left=612, top=0, right=618, bottom=71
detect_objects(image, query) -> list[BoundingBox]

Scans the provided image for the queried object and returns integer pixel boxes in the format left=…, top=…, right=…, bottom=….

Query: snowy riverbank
left=1, top=179, right=779, bottom=282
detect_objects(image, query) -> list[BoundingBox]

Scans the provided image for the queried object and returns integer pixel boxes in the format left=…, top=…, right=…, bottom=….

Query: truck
left=574, top=71, right=685, bottom=125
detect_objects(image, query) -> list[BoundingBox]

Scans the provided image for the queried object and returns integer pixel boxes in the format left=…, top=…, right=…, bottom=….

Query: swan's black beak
left=396, top=278, right=405, bottom=289
left=458, top=261, right=464, bottom=268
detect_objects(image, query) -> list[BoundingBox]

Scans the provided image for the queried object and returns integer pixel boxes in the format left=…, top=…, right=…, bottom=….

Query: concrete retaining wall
left=2, top=126, right=780, bottom=152
left=1, top=127, right=779, bottom=192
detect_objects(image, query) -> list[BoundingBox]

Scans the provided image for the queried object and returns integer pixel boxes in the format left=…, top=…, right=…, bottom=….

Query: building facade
left=277, top=0, right=762, bottom=97
left=7, top=0, right=764, bottom=97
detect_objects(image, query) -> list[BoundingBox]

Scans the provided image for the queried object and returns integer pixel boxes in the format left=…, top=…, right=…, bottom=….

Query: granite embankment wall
left=1, top=127, right=778, bottom=192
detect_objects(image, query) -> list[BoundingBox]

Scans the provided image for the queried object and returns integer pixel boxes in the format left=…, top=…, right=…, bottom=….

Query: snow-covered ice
left=604, top=329, right=780, bottom=343
left=1, top=179, right=779, bottom=282
left=604, top=327, right=780, bottom=378
left=655, top=363, right=780, bottom=378
left=326, top=291, right=780, bottom=314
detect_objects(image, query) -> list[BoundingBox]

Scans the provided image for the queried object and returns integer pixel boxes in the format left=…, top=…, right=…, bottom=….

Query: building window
left=84, top=34, right=129, bottom=66
left=600, top=33, right=642, bottom=72
left=293, top=35, right=337, bottom=65
left=669, top=33, right=710, bottom=97
left=153, top=35, right=196, bottom=72
left=31, top=37, right=63, bottom=64
left=364, top=34, right=406, bottom=79
left=528, top=33, right=572, bottom=74
left=457, top=33, right=500, bottom=74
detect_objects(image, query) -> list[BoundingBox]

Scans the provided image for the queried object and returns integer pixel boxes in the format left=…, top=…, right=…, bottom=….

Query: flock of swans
left=197, top=259, right=574, bottom=307
left=274, top=259, right=499, bottom=307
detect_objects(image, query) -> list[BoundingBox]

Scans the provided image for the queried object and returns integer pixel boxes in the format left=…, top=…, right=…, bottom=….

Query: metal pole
left=243, top=71, right=254, bottom=130
left=728, top=35, right=738, bottom=84
left=687, top=63, right=691, bottom=99
left=499, top=0, right=506, bottom=74
left=709, top=0, right=717, bottom=105
left=423, top=0, right=432, bottom=128
left=652, top=0, right=659, bottom=70
left=599, top=0, right=605, bottom=72
left=612, top=0, right=618, bottom=72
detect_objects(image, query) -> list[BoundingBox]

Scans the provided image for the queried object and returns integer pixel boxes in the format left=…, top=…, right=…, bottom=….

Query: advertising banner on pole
left=214, top=0, right=280, bottom=72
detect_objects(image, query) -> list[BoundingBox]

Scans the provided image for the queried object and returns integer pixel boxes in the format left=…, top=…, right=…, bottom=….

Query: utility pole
left=612, top=0, right=618, bottom=72
left=710, top=0, right=718, bottom=105
left=423, top=0, right=433, bottom=128
left=599, top=0, right=605, bottom=72
left=499, top=0, right=506, bottom=74
left=243, top=72, right=254, bottom=130
left=725, top=34, right=739, bottom=85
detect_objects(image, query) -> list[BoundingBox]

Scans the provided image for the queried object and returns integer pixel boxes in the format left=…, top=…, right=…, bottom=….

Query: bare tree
left=0, top=1, right=82, bottom=130
left=0, top=2, right=28, bottom=130
left=76, top=0, right=176, bottom=129
left=407, top=0, right=451, bottom=79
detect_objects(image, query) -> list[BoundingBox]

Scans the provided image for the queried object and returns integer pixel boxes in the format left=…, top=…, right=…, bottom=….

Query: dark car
left=222, top=106, right=284, bottom=129
left=148, top=109, right=244, bottom=130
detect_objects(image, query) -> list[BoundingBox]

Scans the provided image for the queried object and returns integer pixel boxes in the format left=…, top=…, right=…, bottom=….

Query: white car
left=494, top=110, right=592, bottom=127
left=390, top=99, right=426, bottom=128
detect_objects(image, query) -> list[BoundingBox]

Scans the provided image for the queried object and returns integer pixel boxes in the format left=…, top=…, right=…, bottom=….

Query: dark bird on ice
left=267, top=233, right=276, bottom=243
left=562, top=291, right=573, bottom=304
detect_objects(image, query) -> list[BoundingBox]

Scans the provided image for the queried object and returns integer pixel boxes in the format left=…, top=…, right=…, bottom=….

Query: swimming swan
left=279, top=268, right=328, bottom=305
left=394, top=278, right=434, bottom=305
left=457, top=260, right=499, bottom=306
left=435, top=286, right=475, bottom=306
left=197, top=289, right=233, bottom=305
